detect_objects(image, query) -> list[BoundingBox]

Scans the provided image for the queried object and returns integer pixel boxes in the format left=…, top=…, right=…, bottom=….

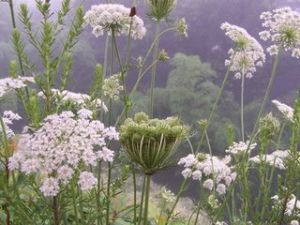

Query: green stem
left=8, top=0, right=25, bottom=76
left=275, top=122, right=286, bottom=149
left=133, top=168, right=137, bottom=225
left=142, top=175, right=151, bottom=225
left=138, top=176, right=146, bottom=225
left=149, top=21, right=161, bottom=117
left=241, top=52, right=281, bottom=218
left=196, top=62, right=233, bottom=152
left=103, top=35, right=110, bottom=78
left=241, top=72, right=245, bottom=142
left=247, top=52, right=281, bottom=149
left=106, top=163, right=112, bottom=225
left=96, top=163, right=103, bottom=225
left=164, top=179, right=188, bottom=225
left=71, top=181, right=80, bottom=225
left=53, top=196, right=60, bottom=225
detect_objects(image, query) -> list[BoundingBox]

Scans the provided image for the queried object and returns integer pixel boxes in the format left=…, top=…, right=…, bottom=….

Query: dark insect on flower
left=129, top=6, right=136, bottom=17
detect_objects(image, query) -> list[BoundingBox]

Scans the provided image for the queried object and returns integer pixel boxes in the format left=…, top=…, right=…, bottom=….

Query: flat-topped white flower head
left=226, top=140, right=257, bottom=155
left=178, top=153, right=236, bottom=195
left=103, top=74, right=124, bottom=100
left=38, top=89, right=108, bottom=112
left=250, top=149, right=290, bottom=170
left=0, top=76, right=35, bottom=98
left=272, top=99, right=294, bottom=122
left=0, top=111, right=22, bottom=138
left=84, top=4, right=146, bottom=39
left=260, top=7, right=300, bottom=58
left=9, top=110, right=119, bottom=196
left=221, top=22, right=265, bottom=79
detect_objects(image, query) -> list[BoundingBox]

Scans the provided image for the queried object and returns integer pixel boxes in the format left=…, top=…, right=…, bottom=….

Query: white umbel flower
left=84, top=4, right=146, bottom=39
left=0, top=76, right=35, bottom=98
left=250, top=150, right=290, bottom=170
left=103, top=74, right=124, bottom=100
left=260, top=7, right=300, bottom=57
left=78, top=171, right=97, bottom=191
left=221, top=22, right=265, bottom=79
left=272, top=99, right=294, bottom=122
left=226, top=140, right=257, bottom=155
left=38, top=89, right=108, bottom=112
left=9, top=111, right=119, bottom=196
left=178, top=153, right=236, bottom=195
left=0, top=111, right=22, bottom=138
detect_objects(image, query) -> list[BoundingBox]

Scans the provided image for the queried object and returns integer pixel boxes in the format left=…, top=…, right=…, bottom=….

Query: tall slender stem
left=8, top=0, right=25, bottom=76
left=53, top=196, right=60, bottom=225
left=164, top=179, right=188, bottom=225
left=196, top=63, right=233, bottom=152
left=149, top=21, right=161, bottom=117
left=133, top=167, right=137, bottom=225
left=241, top=52, right=281, bottom=219
left=106, top=163, right=112, bottom=225
left=103, top=35, right=110, bottom=78
left=96, top=162, right=103, bottom=225
left=241, top=72, right=245, bottom=142
left=142, top=175, right=151, bottom=225
left=71, top=181, right=79, bottom=225
left=138, top=176, right=146, bottom=225
left=247, top=52, right=280, bottom=148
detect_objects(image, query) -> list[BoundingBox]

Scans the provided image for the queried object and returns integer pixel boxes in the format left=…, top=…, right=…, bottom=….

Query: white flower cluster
left=38, top=89, right=108, bottom=112
left=221, top=22, right=265, bottom=79
left=103, top=74, right=124, bottom=100
left=176, top=18, right=188, bottom=37
left=0, top=111, right=22, bottom=138
left=178, top=154, right=236, bottom=195
left=159, top=187, right=176, bottom=203
left=260, top=7, right=300, bottom=58
left=0, top=76, right=35, bottom=98
left=291, top=220, right=299, bottom=225
left=84, top=4, right=146, bottom=39
left=272, top=194, right=300, bottom=218
left=225, top=140, right=257, bottom=155
left=272, top=100, right=294, bottom=122
left=9, top=110, right=119, bottom=196
left=250, top=150, right=289, bottom=170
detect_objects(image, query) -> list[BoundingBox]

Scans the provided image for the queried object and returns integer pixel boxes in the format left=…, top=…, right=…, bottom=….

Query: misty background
left=0, top=0, right=300, bottom=197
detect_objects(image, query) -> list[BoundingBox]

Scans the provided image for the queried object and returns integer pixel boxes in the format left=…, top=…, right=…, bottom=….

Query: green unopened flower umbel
left=120, top=112, right=188, bottom=175
left=147, top=0, right=176, bottom=21
left=259, top=113, right=280, bottom=139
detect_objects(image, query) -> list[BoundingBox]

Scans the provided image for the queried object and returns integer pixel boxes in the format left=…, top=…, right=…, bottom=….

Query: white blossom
left=0, top=76, right=35, bottom=98
left=272, top=99, right=294, bottom=122
left=216, top=183, right=226, bottom=195
left=103, top=74, right=124, bottom=100
left=291, top=220, right=299, bottom=225
left=225, top=140, right=257, bottom=155
left=0, top=111, right=22, bottom=138
left=221, top=22, right=265, bottom=79
left=260, top=7, right=300, bottom=57
left=38, top=89, right=108, bottom=112
left=203, top=179, right=214, bottom=191
left=178, top=153, right=236, bottom=195
left=9, top=111, right=119, bottom=196
left=84, top=4, right=146, bottom=39
left=78, top=171, right=97, bottom=191
left=40, top=178, right=60, bottom=197
left=250, top=150, right=290, bottom=170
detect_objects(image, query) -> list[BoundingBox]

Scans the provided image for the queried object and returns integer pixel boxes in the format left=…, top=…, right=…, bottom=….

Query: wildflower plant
left=84, top=4, right=146, bottom=39
left=260, top=7, right=300, bottom=57
left=0, top=1, right=300, bottom=225
left=120, top=112, right=188, bottom=175
left=9, top=110, right=118, bottom=196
